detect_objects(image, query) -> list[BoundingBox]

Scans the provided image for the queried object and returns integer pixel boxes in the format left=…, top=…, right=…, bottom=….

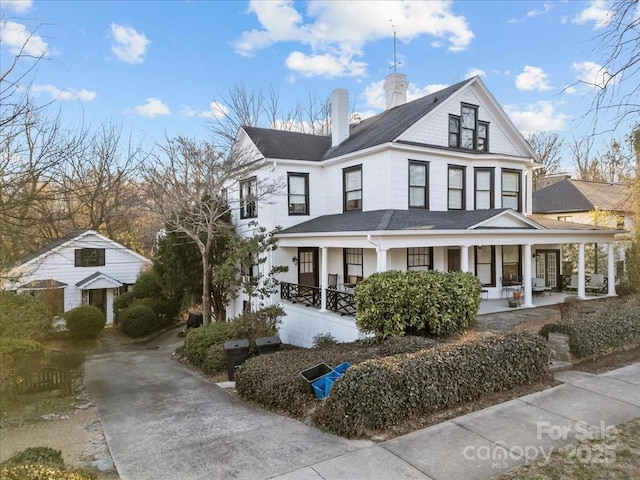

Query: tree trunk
left=202, top=252, right=212, bottom=326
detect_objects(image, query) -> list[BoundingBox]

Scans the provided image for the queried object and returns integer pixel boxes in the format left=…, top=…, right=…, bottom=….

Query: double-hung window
left=448, top=166, right=466, bottom=210
left=475, top=246, right=495, bottom=286
left=240, top=176, right=257, bottom=219
left=287, top=173, right=309, bottom=215
left=343, top=165, right=362, bottom=212
left=501, top=170, right=521, bottom=211
left=344, top=248, right=363, bottom=279
left=408, top=160, right=429, bottom=209
left=407, top=247, right=433, bottom=271
left=448, top=104, right=489, bottom=151
left=502, top=245, right=521, bottom=284
left=474, top=167, right=494, bottom=209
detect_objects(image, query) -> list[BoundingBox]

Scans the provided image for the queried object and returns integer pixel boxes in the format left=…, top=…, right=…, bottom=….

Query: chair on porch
left=328, top=273, right=338, bottom=289
left=500, top=277, right=516, bottom=298
left=532, top=277, right=546, bottom=295
left=566, top=274, right=579, bottom=291
left=586, top=273, right=605, bottom=295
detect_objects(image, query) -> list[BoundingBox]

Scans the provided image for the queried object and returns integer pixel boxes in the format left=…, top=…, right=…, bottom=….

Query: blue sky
left=1, top=0, right=634, bottom=168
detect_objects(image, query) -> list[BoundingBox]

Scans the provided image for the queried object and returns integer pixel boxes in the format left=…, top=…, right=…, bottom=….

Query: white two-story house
left=227, top=74, right=620, bottom=346
left=3, top=230, right=151, bottom=324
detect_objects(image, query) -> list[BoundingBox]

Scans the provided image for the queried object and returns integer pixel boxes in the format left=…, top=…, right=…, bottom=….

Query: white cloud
left=234, top=0, right=473, bottom=78
left=198, top=101, right=228, bottom=120
left=2, top=0, right=33, bottom=13
left=504, top=101, right=570, bottom=134
left=285, top=51, right=366, bottom=78
left=571, top=61, right=614, bottom=89
left=134, top=98, right=169, bottom=117
left=363, top=80, right=449, bottom=110
left=564, top=85, right=578, bottom=94
left=515, top=66, right=552, bottom=91
left=572, top=0, right=613, bottom=29
left=31, top=84, right=96, bottom=101
left=526, top=2, right=553, bottom=18
left=109, top=24, right=150, bottom=64
left=466, top=68, right=486, bottom=79
left=0, top=20, right=48, bottom=57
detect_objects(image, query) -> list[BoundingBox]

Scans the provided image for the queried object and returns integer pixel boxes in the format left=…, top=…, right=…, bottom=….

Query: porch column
left=578, top=243, right=586, bottom=299
left=320, top=247, right=328, bottom=312
left=460, top=246, right=469, bottom=272
left=378, top=248, right=388, bottom=272
left=607, top=242, right=617, bottom=297
left=522, top=244, right=533, bottom=307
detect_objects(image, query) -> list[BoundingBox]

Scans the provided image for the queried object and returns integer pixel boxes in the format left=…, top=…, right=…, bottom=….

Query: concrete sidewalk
left=272, top=363, right=640, bottom=480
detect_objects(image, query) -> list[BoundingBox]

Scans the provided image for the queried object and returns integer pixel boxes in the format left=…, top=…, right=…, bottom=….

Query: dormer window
left=448, top=104, right=489, bottom=151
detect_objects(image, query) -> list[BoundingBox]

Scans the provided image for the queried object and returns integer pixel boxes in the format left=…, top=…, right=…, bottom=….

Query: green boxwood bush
left=235, top=336, right=439, bottom=417
left=0, top=446, right=96, bottom=480
left=227, top=306, right=283, bottom=355
left=132, top=297, right=181, bottom=327
left=113, top=291, right=136, bottom=323
left=184, top=321, right=230, bottom=369
left=0, top=291, right=53, bottom=342
left=312, top=332, right=550, bottom=437
left=63, top=305, right=106, bottom=339
left=539, top=297, right=640, bottom=358
left=0, top=446, right=64, bottom=468
left=120, top=305, right=157, bottom=338
left=355, top=270, right=482, bottom=338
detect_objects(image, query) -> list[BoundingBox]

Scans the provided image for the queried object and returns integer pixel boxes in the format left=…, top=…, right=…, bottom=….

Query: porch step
left=547, top=360, right=572, bottom=373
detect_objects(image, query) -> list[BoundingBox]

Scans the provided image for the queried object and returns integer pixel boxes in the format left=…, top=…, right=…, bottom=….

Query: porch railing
left=280, top=282, right=356, bottom=316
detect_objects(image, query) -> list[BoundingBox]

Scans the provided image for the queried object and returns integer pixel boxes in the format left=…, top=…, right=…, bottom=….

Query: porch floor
left=476, top=290, right=607, bottom=315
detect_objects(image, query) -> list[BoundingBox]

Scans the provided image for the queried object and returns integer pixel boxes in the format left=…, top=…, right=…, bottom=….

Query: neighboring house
left=533, top=175, right=636, bottom=279
left=3, top=230, right=151, bottom=324
left=227, top=73, right=620, bottom=346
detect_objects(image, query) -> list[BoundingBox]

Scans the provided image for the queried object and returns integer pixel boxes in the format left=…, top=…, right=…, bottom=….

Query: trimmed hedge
left=235, top=336, right=439, bottom=417
left=184, top=321, right=230, bottom=373
left=539, top=297, right=640, bottom=358
left=355, top=270, right=482, bottom=338
left=312, top=333, right=550, bottom=437
left=120, top=305, right=157, bottom=338
left=63, top=305, right=106, bottom=339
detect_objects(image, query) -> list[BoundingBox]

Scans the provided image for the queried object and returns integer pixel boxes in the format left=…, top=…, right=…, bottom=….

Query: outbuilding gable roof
left=533, top=178, right=635, bottom=214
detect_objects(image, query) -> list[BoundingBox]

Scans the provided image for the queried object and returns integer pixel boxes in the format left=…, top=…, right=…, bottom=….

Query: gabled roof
left=8, top=230, right=150, bottom=271
left=76, top=271, right=123, bottom=289
left=279, top=209, right=539, bottom=235
left=533, top=178, right=635, bottom=214
left=242, top=77, right=474, bottom=163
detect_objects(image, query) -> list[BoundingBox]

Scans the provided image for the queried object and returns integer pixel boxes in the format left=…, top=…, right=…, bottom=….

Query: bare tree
left=586, top=0, right=640, bottom=132
left=140, top=136, right=284, bottom=325
left=526, top=131, right=565, bottom=189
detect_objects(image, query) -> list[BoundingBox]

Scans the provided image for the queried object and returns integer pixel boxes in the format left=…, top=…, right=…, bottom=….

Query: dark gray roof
left=9, top=230, right=91, bottom=268
left=243, top=77, right=474, bottom=162
left=75, top=271, right=122, bottom=287
left=533, top=179, right=593, bottom=213
left=243, top=127, right=331, bottom=161
left=22, top=279, right=68, bottom=289
left=279, top=209, right=522, bottom=234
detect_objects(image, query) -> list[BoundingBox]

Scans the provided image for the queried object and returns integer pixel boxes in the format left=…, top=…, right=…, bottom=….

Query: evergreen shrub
left=62, top=305, right=106, bottom=339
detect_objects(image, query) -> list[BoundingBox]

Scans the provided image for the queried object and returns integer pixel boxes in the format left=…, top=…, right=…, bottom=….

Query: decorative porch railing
left=280, top=282, right=356, bottom=316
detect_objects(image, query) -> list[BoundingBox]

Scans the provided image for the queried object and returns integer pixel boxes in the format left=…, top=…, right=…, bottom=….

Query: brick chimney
left=331, top=88, right=349, bottom=147
left=384, top=72, right=408, bottom=109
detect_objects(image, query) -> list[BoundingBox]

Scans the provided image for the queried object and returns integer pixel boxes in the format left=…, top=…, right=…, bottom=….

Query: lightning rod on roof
left=390, top=20, right=400, bottom=72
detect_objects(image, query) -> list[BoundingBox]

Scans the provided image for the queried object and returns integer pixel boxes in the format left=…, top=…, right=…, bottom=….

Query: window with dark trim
left=74, top=248, right=105, bottom=267
left=557, top=215, right=572, bottom=222
left=475, top=246, right=495, bottom=286
left=501, top=169, right=521, bottom=211
left=474, top=167, right=494, bottom=209
left=240, top=176, right=257, bottom=219
left=448, top=104, right=489, bottom=151
left=408, top=160, right=429, bottom=209
left=448, top=165, right=466, bottom=210
left=287, top=173, right=309, bottom=215
left=502, top=245, right=521, bottom=284
left=343, top=248, right=363, bottom=279
left=407, top=247, right=433, bottom=271
left=343, top=165, right=362, bottom=212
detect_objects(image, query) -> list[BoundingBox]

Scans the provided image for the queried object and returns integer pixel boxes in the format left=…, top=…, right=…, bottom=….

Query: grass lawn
left=495, top=417, right=640, bottom=480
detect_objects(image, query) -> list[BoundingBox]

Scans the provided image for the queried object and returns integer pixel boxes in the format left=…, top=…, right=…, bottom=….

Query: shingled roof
left=242, top=77, right=474, bottom=162
left=279, top=208, right=527, bottom=234
left=533, top=178, right=635, bottom=214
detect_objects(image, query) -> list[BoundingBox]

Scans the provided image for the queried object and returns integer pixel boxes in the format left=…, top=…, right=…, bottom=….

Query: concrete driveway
left=84, top=330, right=367, bottom=480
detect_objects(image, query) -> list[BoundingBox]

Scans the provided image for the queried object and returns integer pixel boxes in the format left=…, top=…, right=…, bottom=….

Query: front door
left=88, top=289, right=107, bottom=317
left=535, top=249, right=560, bottom=290
left=298, top=247, right=319, bottom=287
